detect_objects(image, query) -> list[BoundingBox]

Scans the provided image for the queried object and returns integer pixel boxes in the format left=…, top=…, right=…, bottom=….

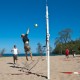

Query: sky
left=0, top=0, right=80, bottom=53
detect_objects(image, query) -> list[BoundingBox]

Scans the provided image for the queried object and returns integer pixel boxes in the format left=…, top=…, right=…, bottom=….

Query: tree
left=0, top=48, right=5, bottom=57
left=54, top=28, right=72, bottom=54
left=58, top=28, right=72, bottom=44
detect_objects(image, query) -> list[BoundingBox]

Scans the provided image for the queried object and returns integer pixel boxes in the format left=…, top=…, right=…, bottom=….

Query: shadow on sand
left=8, top=63, right=47, bottom=79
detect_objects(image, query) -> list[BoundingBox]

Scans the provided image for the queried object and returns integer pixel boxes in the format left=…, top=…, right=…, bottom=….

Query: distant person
left=65, top=48, right=69, bottom=59
left=11, top=45, right=19, bottom=65
left=40, top=49, right=43, bottom=57
left=72, top=50, right=76, bottom=58
left=21, top=28, right=32, bottom=61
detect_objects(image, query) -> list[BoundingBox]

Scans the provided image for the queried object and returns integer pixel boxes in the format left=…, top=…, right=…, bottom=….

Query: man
left=65, top=48, right=69, bottom=59
left=11, top=45, right=19, bottom=65
left=21, top=28, right=32, bottom=61
left=72, top=50, right=76, bottom=58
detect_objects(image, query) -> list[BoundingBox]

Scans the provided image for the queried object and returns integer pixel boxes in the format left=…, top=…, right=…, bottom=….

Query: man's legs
left=25, top=52, right=28, bottom=61
left=15, top=55, right=18, bottom=64
left=29, top=51, right=33, bottom=60
left=13, top=58, right=15, bottom=64
left=24, top=45, right=33, bottom=61
left=24, top=47, right=28, bottom=61
left=66, top=55, right=69, bottom=59
left=13, top=55, right=15, bottom=64
left=13, top=55, right=18, bottom=64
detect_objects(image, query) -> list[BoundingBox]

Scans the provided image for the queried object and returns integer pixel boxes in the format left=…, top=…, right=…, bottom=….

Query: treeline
left=53, top=28, right=80, bottom=55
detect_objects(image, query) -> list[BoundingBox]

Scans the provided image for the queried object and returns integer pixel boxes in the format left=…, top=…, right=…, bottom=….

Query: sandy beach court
left=0, top=55, right=80, bottom=80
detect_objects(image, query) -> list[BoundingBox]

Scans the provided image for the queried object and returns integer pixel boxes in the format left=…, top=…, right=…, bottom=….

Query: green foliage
left=53, top=39, right=80, bottom=54
left=53, top=28, right=80, bottom=54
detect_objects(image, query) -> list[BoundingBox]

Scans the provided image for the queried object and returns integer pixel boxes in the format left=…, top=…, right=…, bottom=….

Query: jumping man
left=21, top=28, right=33, bottom=61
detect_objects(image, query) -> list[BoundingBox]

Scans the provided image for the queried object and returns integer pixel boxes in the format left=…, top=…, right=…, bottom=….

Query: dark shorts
left=65, top=54, right=69, bottom=56
left=24, top=42, right=31, bottom=52
left=24, top=46, right=31, bottom=52
left=13, top=54, right=18, bottom=60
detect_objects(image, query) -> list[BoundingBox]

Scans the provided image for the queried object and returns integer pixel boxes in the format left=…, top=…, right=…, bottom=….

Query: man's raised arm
left=26, top=28, right=29, bottom=34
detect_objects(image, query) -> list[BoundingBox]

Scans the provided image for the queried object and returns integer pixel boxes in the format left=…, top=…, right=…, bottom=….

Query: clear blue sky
left=0, top=0, right=80, bottom=53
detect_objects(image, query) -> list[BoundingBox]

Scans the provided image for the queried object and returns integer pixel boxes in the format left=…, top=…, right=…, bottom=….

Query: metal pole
left=46, top=0, right=50, bottom=79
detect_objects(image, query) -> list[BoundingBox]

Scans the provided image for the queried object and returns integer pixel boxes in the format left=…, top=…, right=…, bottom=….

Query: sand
left=0, top=55, right=80, bottom=80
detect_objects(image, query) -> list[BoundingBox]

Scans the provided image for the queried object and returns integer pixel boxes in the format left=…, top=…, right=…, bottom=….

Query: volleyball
left=34, top=24, right=38, bottom=27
